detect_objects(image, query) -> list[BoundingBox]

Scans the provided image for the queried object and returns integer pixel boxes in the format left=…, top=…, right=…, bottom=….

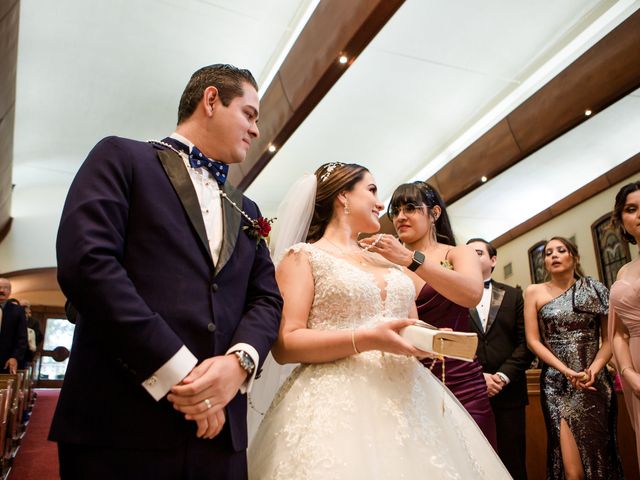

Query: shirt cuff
left=226, top=343, right=259, bottom=394
left=496, top=372, right=510, bottom=384
left=141, top=346, right=198, bottom=401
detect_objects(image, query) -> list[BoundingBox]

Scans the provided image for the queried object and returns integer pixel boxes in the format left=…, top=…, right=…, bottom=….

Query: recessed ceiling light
left=268, top=145, right=277, bottom=153
left=585, top=109, right=592, bottom=116
left=338, top=55, right=349, bottom=65
left=481, top=176, right=487, bottom=183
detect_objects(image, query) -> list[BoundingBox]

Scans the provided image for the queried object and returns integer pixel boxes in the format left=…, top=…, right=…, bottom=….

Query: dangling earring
left=344, top=200, right=350, bottom=215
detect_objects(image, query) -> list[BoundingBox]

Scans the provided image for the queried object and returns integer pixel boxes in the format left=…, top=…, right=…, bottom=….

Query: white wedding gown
left=248, top=244, right=511, bottom=479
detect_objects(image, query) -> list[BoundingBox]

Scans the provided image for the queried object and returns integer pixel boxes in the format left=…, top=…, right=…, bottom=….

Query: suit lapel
left=469, top=307, right=484, bottom=336
left=156, top=148, right=214, bottom=266
left=485, top=284, right=506, bottom=333
left=216, top=183, right=242, bottom=276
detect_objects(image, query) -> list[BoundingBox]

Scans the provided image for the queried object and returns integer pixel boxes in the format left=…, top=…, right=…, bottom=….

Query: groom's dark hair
left=177, top=64, right=258, bottom=124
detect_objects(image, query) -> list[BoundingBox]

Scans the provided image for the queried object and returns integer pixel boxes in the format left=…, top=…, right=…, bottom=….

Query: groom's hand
left=195, top=409, right=226, bottom=439
left=168, top=355, right=247, bottom=426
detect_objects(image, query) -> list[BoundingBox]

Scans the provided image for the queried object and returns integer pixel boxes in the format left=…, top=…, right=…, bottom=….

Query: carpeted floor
left=10, top=388, right=60, bottom=480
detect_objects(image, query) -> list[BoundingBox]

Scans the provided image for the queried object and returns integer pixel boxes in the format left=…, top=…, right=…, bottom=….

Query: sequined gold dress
left=537, top=277, right=623, bottom=479
left=248, top=244, right=510, bottom=480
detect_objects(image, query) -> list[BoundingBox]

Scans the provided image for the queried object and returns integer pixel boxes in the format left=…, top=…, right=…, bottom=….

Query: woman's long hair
left=544, top=236, right=585, bottom=280
left=387, top=181, right=456, bottom=246
left=306, top=163, right=369, bottom=243
left=610, top=181, right=640, bottom=245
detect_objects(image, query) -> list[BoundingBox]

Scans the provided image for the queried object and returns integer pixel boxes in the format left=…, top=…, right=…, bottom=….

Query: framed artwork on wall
left=592, top=212, right=631, bottom=288
left=528, top=240, right=546, bottom=284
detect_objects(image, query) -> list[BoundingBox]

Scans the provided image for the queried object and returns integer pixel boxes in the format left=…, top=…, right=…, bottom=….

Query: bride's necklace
left=324, top=237, right=370, bottom=266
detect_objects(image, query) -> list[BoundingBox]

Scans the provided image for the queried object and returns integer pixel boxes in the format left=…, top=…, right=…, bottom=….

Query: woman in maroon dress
left=361, top=181, right=497, bottom=447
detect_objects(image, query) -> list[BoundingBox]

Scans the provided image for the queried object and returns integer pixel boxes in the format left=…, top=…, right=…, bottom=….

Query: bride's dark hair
left=306, top=163, right=369, bottom=242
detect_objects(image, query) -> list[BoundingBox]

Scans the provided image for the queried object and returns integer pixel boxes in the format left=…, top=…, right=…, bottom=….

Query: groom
left=50, top=64, right=283, bottom=479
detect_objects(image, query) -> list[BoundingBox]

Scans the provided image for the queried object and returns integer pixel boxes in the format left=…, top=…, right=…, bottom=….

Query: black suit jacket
left=469, top=281, right=533, bottom=408
left=0, top=302, right=28, bottom=367
left=49, top=136, right=283, bottom=452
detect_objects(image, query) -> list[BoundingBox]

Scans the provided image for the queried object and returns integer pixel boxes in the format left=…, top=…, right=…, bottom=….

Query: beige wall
left=492, top=173, right=640, bottom=289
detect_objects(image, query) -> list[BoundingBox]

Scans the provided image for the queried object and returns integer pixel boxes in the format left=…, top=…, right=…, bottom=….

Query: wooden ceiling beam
left=228, top=0, right=406, bottom=190
left=491, top=153, right=640, bottom=248
left=429, top=10, right=640, bottom=205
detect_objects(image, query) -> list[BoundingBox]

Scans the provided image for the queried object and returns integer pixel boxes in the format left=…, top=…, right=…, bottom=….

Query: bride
left=248, top=162, right=511, bottom=479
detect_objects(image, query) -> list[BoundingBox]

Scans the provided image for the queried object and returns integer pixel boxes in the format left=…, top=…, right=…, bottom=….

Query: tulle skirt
left=248, top=351, right=511, bottom=480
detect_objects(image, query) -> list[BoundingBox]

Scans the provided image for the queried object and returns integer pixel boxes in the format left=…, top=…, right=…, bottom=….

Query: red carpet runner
left=10, top=388, right=60, bottom=480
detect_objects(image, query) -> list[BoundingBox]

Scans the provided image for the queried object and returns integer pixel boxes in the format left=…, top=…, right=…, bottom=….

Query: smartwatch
left=408, top=250, right=425, bottom=272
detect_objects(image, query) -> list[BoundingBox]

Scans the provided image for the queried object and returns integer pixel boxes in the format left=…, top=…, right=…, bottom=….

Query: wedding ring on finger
left=204, top=398, right=212, bottom=410
left=362, top=233, right=384, bottom=252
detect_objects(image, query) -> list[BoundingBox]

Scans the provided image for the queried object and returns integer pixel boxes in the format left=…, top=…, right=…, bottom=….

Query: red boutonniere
left=243, top=216, right=275, bottom=245
left=219, top=192, right=275, bottom=246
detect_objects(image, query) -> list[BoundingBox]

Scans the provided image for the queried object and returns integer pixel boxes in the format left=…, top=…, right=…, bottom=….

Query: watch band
left=233, top=350, right=255, bottom=375
left=408, top=250, right=425, bottom=272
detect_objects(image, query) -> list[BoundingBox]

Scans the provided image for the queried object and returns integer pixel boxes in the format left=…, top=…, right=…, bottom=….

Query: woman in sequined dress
left=524, top=236, right=623, bottom=479
left=361, top=181, right=497, bottom=448
left=248, top=163, right=510, bottom=479
left=609, top=181, right=640, bottom=466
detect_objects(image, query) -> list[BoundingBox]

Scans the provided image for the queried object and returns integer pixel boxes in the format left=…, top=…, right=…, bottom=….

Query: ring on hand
left=204, top=398, right=212, bottom=410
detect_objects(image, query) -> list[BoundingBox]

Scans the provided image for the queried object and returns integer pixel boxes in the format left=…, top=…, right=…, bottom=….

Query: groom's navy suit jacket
left=49, top=136, right=282, bottom=452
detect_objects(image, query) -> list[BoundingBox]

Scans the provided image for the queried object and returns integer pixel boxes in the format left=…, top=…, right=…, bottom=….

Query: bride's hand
left=361, top=318, right=423, bottom=356
left=359, top=234, right=412, bottom=267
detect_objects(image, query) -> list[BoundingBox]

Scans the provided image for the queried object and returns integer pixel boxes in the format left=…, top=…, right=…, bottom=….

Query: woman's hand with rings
left=359, top=234, right=412, bottom=266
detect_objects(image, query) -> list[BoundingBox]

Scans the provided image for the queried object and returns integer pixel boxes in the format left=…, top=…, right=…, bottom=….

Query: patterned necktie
left=188, top=145, right=228, bottom=185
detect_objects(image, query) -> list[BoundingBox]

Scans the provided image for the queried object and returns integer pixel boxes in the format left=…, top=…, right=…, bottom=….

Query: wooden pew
left=0, top=379, right=15, bottom=476
left=0, top=385, right=10, bottom=477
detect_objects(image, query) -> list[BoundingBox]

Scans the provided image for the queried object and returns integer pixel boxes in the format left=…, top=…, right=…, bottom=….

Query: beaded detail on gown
left=416, top=283, right=497, bottom=447
left=537, top=277, right=623, bottom=480
left=610, top=277, right=640, bottom=465
left=248, top=243, right=510, bottom=480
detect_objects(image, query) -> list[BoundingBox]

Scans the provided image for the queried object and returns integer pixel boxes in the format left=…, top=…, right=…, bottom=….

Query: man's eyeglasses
left=387, top=203, right=426, bottom=220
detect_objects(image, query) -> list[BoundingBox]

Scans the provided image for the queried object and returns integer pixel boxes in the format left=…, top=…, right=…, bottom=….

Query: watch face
left=413, top=251, right=425, bottom=264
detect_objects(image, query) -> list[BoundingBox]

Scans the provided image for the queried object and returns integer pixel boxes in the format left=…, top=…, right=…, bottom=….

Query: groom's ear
left=203, top=86, right=220, bottom=117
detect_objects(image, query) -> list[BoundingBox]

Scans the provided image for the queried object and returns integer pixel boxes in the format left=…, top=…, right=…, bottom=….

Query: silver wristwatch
left=233, top=350, right=255, bottom=376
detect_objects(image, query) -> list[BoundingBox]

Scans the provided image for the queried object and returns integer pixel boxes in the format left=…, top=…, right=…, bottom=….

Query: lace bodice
left=287, top=243, right=415, bottom=330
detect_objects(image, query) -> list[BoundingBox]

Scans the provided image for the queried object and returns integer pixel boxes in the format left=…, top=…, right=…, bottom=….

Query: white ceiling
left=4, top=0, right=640, bottom=274
left=246, top=0, right=640, bottom=231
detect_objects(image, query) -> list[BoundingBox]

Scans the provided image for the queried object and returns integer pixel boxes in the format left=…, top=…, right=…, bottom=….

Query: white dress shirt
left=141, top=133, right=259, bottom=400
left=475, top=280, right=510, bottom=385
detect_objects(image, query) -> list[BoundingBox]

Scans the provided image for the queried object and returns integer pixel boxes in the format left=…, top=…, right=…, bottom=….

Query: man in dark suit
left=0, top=278, right=28, bottom=374
left=467, top=239, right=534, bottom=480
left=50, top=64, right=283, bottom=480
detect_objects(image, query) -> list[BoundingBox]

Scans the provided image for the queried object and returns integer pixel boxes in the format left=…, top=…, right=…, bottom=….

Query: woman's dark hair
left=610, top=181, right=640, bottom=245
left=388, top=181, right=456, bottom=246
left=306, top=163, right=369, bottom=242
left=543, top=236, right=585, bottom=280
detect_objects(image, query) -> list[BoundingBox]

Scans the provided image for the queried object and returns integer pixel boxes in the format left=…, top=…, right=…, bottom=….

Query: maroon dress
left=417, top=283, right=498, bottom=448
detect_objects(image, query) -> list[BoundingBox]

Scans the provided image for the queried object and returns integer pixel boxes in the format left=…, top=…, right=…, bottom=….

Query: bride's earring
left=344, top=200, right=350, bottom=215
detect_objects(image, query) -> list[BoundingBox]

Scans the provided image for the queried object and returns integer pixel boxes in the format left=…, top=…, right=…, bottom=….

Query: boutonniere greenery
left=220, top=192, right=275, bottom=246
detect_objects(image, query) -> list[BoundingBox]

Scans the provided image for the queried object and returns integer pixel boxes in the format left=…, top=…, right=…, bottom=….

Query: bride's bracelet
left=351, top=330, right=360, bottom=354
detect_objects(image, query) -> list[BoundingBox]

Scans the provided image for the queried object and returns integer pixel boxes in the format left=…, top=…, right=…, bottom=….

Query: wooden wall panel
left=0, top=0, right=19, bottom=243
